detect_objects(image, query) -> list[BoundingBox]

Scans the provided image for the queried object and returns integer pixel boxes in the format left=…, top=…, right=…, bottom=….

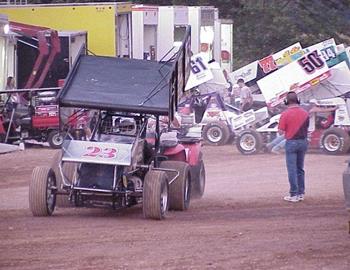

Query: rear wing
left=58, top=27, right=191, bottom=118
left=257, top=50, right=330, bottom=107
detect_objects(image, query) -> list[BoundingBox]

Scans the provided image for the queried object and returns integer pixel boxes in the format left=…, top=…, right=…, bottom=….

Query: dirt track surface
left=0, top=145, right=349, bottom=270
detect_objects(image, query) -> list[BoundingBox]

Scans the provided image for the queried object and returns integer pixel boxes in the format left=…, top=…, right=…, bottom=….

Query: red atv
left=146, top=125, right=205, bottom=198
left=163, top=133, right=205, bottom=198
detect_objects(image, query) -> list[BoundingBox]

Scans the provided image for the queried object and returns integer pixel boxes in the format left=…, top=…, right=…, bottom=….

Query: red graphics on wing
left=258, top=55, right=278, bottom=74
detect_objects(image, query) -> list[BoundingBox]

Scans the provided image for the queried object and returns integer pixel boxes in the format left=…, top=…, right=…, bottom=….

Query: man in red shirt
left=278, top=91, right=309, bottom=202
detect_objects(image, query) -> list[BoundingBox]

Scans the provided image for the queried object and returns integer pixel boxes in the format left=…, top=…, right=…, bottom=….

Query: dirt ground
left=0, top=144, right=349, bottom=270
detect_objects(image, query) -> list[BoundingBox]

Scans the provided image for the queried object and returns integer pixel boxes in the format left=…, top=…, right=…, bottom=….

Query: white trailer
left=131, top=5, right=230, bottom=68
left=220, top=19, right=233, bottom=73
left=0, top=14, right=16, bottom=91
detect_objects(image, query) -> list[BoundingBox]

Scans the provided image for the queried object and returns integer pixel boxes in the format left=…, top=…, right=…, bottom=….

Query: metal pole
left=0, top=87, right=61, bottom=94
left=154, top=115, right=160, bottom=167
left=5, top=108, right=15, bottom=143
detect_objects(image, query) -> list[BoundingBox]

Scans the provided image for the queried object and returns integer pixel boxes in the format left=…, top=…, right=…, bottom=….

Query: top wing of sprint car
left=58, top=26, right=191, bottom=120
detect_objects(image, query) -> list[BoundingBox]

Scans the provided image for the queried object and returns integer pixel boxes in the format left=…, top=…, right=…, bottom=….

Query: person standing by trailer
left=6, top=76, right=19, bottom=104
left=278, top=91, right=310, bottom=203
left=5, top=76, right=27, bottom=107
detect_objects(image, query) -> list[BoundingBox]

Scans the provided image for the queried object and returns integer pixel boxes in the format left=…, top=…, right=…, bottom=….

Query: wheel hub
left=240, top=134, right=256, bottom=151
left=52, top=134, right=63, bottom=145
left=198, top=162, right=205, bottom=193
left=46, top=175, right=56, bottom=212
left=184, top=175, right=190, bottom=202
left=160, top=184, right=168, bottom=214
left=324, top=134, right=341, bottom=152
left=207, top=126, right=223, bottom=143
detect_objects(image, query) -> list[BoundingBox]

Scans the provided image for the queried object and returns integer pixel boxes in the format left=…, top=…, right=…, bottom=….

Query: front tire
left=202, top=121, right=230, bottom=146
left=47, top=130, right=64, bottom=149
left=143, top=170, right=169, bottom=220
left=321, top=127, right=350, bottom=155
left=29, top=166, right=56, bottom=216
left=160, top=161, right=191, bottom=211
left=236, top=129, right=263, bottom=155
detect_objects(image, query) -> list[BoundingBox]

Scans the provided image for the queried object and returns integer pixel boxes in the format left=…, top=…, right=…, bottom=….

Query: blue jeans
left=285, top=139, right=308, bottom=196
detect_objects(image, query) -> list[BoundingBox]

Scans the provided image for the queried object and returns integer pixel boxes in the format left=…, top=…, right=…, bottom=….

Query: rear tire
left=160, top=161, right=191, bottom=211
left=29, top=166, right=56, bottom=216
left=143, top=170, right=169, bottom=220
left=47, top=130, right=64, bottom=149
left=202, top=121, right=230, bottom=146
left=191, top=159, right=206, bottom=199
left=51, top=151, right=76, bottom=207
left=236, top=129, right=263, bottom=155
left=321, top=127, right=350, bottom=155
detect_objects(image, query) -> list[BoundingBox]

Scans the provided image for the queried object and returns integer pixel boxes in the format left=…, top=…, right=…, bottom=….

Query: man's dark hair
left=285, top=91, right=300, bottom=105
left=6, top=76, right=13, bottom=85
left=237, top=78, right=245, bottom=84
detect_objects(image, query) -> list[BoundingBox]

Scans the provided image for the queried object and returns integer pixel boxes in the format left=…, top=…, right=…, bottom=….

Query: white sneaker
left=271, top=149, right=281, bottom=154
left=298, top=194, right=305, bottom=201
left=283, top=195, right=300, bottom=202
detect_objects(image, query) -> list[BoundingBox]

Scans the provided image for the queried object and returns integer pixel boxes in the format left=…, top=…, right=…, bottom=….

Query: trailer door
left=116, top=13, right=131, bottom=58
